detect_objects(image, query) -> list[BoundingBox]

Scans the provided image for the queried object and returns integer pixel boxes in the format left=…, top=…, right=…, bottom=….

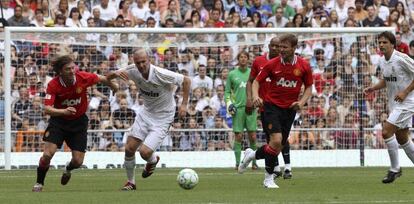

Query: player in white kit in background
left=115, top=49, right=191, bottom=190
left=364, top=31, right=414, bottom=183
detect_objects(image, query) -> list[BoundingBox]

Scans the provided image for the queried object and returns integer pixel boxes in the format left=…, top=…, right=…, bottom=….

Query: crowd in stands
left=0, top=0, right=414, bottom=152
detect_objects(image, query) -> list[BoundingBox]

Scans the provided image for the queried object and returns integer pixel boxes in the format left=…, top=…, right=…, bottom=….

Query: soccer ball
left=177, top=168, right=199, bottom=190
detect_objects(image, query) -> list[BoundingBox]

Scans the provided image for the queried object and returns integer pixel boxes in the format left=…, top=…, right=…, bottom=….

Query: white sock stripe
left=384, top=136, right=396, bottom=143
left=124, top=156, right=135, bottom=161
left=401, top=139, right=412, bottom=148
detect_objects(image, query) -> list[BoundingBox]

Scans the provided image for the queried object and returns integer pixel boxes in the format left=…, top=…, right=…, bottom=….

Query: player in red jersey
left=32, top=55, right=119, bottom=192
left=240, top=34, right=313, bottom=188
left=245, top=37, right=293, bottom=179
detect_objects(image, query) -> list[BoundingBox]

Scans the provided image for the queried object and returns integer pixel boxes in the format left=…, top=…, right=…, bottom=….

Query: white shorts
left=126, top=110, right=173, bottom=151
left=387, top=107, right=413, bottom=129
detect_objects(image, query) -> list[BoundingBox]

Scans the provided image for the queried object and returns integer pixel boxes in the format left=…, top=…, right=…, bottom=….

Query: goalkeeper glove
left=228, top=104, right=237, bottom=115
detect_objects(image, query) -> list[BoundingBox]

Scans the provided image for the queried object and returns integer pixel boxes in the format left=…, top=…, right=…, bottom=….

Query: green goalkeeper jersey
left=224, top=66, right=250, bottom=108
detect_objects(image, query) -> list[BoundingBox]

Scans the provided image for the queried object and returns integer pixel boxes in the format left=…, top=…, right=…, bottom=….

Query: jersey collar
left=281, top=55, right=297, bottom=65
left=59, top=74, right=76, bottom=87
left=385, top=49, right=396, bottom=63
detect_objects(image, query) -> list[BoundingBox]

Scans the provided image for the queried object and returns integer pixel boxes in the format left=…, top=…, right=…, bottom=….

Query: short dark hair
left=409, top=40, right=414, bottom=48
left=314, top=48, right=324, bottom=55
left=237, top=50, right=249, bottom=60
left=378, top=31, right=396, bottom=46
left=279, top=34, right=298, bottom=47
left=51, top=55, right=73, bottom=74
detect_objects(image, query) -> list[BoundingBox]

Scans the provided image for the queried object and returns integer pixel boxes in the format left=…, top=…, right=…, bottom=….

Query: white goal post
left=2, top=27, right=395, bottom=170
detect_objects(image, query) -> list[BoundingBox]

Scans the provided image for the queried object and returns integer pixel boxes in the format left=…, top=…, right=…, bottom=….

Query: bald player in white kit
left=364, top=31, right=414, bottom=184
left=115, top=49, right=191, bottom=190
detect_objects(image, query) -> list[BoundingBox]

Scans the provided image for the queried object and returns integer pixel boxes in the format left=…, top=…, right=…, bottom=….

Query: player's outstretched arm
left=252, top=80, right=263, bottom=107
left=179, top=76, right=191, bottom=118
left=44, top=105, right=76, bottom=117
left=98, top=72, right=120, bottom=93
left=363, top=79, right=386, bottom=95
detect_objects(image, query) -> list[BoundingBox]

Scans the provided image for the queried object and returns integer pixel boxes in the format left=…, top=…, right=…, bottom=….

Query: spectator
left=97, top=98, right=112, bottom=127
left=310, top=48, right=328, bottom=73
left=192, top=64, right=213, bottom=97
left=77, top=0, right=91, bottom=20
left=362, top=5, right=385, bottom=27
left=206, top=57, right=219, bottom=79
left=98, top=126, right=115, bottom=151
left=329, top=10, right=342, bottom=27
left=21, top=0, right=34, bottom=19
left=185, top=0, right=209, bottom=24
left=179, top=117, right=200, bottom=151
left=131, top=0, right=148, bottom=27
left=92, top=7, right=107, bottom=27
left=7, top=5, right=31, bottom=26
left=272, top=0, right=295, bottom=20
left=385, top=9, right=400, bottom=29
left=395, top=32, right=409, bottom=55
left=53, top=13, right=67, bottom=27
left=66, top=7, right=87, bottom=27
left=214, top=67, right=229, bottom=89
left=307, top=96, right=325, bottom=121
left=51, top=0, right=69, bottom=20
left=93, top=0, right=118, bottom=21
left=372, top=0, right=389, bottom=21
left=301, top=0, right=314, bottom=23
left=25, top=96, right=45, bottom=130
left=400, top=20, right=414, bottom=45
left=290, top=117, right=316, bottom=150
left=186, top=97, right=203, bottom=124
left=292, top=13, right=306, bottom=27
left=117, top=0, right=136, bottom=27
left=178, top=49, right=196, bottom=77
left=210, top=8, right=225, bottom=28
left=249, top=0, right=272, bottom=25
left=27, top=72, right=39, bottom=98
left=143, top=0, right=160, bottom=27
left=206, top=115, right=230, bottom=151
left=353, top=0, right=367, bottom=21
left=12, top=86, right=32, bottom=130
left=209, top=84, right=225, bottom=113
left=409, top=41, right=414, bottom=60
left=161, top=0, right=182, bottom=26
left=189, top=10, right=204, bottom=28
left=1, top=0, right=14, bottom=20
left=336, top=113, right=358, bottom=149
left=334, top=0, right=349, bottom=26
left=30, top=9, right=45, bottom=27
left=162, top=49, right=178, bottom=72
left=229, top=0, right=252, bottom=24
left=268, top=7, right=288, bottom=27
left=212, top=0, right=226, bottom=21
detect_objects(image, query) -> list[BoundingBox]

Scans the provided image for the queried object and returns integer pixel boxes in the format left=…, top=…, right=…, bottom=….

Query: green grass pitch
left=1, top=167, right=413, bottom=204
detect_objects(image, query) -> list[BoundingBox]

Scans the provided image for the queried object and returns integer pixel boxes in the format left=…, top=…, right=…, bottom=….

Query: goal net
left=1, top=27, right=396, bottom=169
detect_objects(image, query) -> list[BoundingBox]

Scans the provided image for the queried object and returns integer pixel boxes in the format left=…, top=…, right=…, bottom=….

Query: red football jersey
left=44, top=71, right=99, bottom=120
left=251, top=54, right=272, bottom=111
left=256, top=55, right=313, bottom=108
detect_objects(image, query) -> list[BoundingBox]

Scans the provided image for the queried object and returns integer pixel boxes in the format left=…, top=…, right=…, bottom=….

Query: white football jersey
left=124, top=64, right=184, bottom=118
left=380, top=50, right=414, bottom=110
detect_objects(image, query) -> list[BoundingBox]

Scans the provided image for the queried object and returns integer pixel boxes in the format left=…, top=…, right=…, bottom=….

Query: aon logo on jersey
left=62, top=98, right=81, bottom=106
left=276, top=78, right=297, bottom=88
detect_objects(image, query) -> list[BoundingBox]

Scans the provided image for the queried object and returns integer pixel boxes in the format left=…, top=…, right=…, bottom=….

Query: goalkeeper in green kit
left=224, top=51, right=258, bottom=170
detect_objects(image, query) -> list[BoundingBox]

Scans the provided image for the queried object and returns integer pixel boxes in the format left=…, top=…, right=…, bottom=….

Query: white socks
left=401, top=139, right=414, bottom=164
left=146, top=154, right=158, bottom=164
left=284, top=164, right=291, bottom=171
left=274, top=166, right=281, bottom=172
left=124, top=156, right=136, bottom=184
left=384, top=136, right=400, bottom=172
